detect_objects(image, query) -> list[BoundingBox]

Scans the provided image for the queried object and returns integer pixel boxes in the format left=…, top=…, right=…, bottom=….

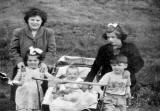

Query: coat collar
left=24, top=26, right=44, bottom=40
left=104, top=42, right=127, bottom=56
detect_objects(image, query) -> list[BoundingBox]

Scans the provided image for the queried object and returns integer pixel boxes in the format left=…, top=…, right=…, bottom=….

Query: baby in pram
left=48, top=65, right=98, bottom=111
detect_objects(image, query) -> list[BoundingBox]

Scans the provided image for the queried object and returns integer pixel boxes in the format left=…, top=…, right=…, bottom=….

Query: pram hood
left=57, top=55, right=95, bottom=66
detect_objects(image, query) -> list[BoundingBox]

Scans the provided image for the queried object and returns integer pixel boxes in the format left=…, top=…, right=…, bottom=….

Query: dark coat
left=9, top=26, right=56, bottom=66
left=85, top=42, right=144, bottom=87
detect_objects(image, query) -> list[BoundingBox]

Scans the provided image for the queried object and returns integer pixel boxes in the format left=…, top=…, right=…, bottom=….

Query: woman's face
left=27, top=55, right=40, bottom=69
left=28, top=16, right=42, bottom=31
left=107, top=32, right=122, bottom=49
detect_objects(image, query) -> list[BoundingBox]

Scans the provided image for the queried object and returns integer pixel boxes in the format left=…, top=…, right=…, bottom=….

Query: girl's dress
left=14, top=67, right=53, bottom=111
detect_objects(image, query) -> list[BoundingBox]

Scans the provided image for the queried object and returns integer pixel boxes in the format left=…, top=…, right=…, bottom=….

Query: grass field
left=0, top=0, right=160, bottom=110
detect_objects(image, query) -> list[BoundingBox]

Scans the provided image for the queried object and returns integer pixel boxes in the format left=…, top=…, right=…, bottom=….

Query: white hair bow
left=29, top=46, right=43, bottom=55
left=107, top=23, right=118, bottom=28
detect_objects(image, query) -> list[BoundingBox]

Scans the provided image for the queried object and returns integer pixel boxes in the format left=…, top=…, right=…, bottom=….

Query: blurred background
left=0, top=0, right=160, bottom=110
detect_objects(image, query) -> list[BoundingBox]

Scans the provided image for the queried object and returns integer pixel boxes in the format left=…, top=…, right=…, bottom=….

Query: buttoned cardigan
left=9, top=26, right=56, bottom=65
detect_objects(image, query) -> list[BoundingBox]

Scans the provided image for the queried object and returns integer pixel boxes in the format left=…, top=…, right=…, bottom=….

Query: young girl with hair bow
left=10, top=47, right=57, bottom=111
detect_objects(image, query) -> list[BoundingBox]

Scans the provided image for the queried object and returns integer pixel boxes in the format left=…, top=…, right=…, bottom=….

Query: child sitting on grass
left=97, top=54, right=131, bottom=111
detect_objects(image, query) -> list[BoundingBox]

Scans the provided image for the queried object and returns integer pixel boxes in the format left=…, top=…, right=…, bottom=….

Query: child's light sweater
left=99, top=70, right=131, bottom=96
left=14, top=67, right=54, bottom=110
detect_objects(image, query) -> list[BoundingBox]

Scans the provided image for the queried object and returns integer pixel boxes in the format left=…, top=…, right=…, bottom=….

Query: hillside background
left=0, top=0, right=160, bottom=110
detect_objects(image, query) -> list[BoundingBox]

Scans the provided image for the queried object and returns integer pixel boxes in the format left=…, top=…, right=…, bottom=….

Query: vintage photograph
left=0, top=0, right=160, bottom=111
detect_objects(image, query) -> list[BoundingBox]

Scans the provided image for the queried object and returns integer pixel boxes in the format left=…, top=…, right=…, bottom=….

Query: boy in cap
left=98, top=54, right=131, bottom=111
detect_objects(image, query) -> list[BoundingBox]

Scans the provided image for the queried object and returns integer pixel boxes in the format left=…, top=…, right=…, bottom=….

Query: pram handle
left=32, top=77, right=108, bottom=86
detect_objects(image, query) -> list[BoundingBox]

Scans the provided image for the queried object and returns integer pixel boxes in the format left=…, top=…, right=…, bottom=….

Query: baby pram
left=40, top=56, right=105, bottom=111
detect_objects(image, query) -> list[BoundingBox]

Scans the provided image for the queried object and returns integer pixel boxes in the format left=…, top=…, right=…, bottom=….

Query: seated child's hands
left=48, top=77, right=62, bottom=87
left=58, top=90, right=68, bottom=95
left=58, top=88, right=72, bottom=95
left=81, top=84, right=90, bottom=92
left=63, top=95, right=78, bottom=102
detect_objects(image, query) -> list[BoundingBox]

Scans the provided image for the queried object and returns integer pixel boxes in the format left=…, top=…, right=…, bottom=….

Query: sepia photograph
left=0, top=0, right=160, bottom=111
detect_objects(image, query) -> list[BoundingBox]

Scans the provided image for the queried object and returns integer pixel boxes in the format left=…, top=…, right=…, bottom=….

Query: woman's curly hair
left=24, top=7, right=47, bottom=26
left=102, top=24, right=127, bottom=41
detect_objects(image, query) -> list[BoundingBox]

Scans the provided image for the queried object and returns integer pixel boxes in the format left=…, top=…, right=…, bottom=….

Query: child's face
left=27, top=55, right=40, bottom=69
left=111, top=63, right=127, bottom=74
left=67, top=73, right=77, bottom=80
left=66, top=71, right=78, bottom=80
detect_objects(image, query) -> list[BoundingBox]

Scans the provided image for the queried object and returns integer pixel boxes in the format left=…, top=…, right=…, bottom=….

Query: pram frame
left=32, top=77, right=108, bottom=86
left=37, top=56, right=105, bottom=111
left=33, top=77, right=107, bottom=111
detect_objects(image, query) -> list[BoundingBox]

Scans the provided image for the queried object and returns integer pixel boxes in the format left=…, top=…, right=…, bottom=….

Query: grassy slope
left=1, top=0, right=160, bottom=80
left=0, top=0, right=160, bottom=110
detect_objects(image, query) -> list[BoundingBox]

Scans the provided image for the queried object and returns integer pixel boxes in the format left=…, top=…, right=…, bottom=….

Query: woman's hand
left=17, top=62, right=25, bottom=69
left=8, top=79, right=13, bottom=86
left=40, top=62, right=48, bottom=73
left=8, top=80, right=22, bottom=86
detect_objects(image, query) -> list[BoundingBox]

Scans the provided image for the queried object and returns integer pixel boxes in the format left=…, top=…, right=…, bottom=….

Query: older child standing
left=98, top=54, right=131, bottom=111
left=11, top=47, right=56, bottom=111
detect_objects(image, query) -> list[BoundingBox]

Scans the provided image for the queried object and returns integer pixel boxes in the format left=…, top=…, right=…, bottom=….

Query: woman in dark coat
left=9, top=8, right=56, bottom=70
left=9, top=8, right=56, bottom=102
left=85, top=23, right=144, bottom=89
